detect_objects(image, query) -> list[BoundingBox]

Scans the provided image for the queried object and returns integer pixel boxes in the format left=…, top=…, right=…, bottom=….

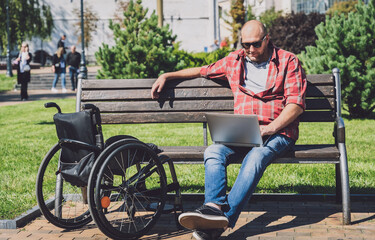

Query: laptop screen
left=205, top=113, right=263, bottom=147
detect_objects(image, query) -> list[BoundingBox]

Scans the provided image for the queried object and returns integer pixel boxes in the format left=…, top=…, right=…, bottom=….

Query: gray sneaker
left=193, top=228, right=225, bottom=240
left=178, top=205, right=228, bottom=230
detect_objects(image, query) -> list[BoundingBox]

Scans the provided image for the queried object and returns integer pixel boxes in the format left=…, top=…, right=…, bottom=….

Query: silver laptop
left=205, top=113, right=263, bottom=147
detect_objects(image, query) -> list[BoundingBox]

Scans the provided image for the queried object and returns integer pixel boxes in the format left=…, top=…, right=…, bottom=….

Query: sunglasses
left=241, top=35, right=267, bottom=49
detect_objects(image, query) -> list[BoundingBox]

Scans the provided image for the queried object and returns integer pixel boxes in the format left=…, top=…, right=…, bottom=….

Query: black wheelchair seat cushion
left=59, top=152, right=95, bottom=187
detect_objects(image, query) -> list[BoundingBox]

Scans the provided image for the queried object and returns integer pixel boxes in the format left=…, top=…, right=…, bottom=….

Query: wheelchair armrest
left=59, top=138, right=101, bottom=153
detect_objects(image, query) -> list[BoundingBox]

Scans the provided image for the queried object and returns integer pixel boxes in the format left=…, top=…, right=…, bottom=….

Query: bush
left=299, top=0, right=375, bottom=118
left=173, top=46, right=233, bottom=70
left=259, top=7, right=283, bottom=29
left=95, top=0, right=178, bottom=79
left=268, top=12, right=325, bottom=54
left=326, top=0, right=358, bottom=17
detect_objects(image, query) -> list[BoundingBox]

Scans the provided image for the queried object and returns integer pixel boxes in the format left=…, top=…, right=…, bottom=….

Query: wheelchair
left=36, top=102, right=183, bottom=239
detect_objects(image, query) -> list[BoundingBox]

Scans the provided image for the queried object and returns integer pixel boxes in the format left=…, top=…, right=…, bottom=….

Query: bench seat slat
left=159, top=145, right=339, bottom=164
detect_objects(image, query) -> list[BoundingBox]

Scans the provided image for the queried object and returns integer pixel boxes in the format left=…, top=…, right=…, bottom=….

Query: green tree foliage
left=268, top=12, right=325, bottom=54
left=299, top=0, right=375, bottom=118
left=326, top=0, right=358, bottom=17
left=259, top=7, right=283, bottom=29
left=112, top=0, right=130, bottom=28
left=95, top=0, right=178, bottom=79
left=173, top=44, right=233, bottom=69
left=245, top=4, right=256, bottom=21
left=0, top=0, right=53, bottom=53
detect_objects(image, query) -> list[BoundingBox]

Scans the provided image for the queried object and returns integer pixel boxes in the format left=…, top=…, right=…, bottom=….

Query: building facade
left=25, top=0, right=359, bottom=64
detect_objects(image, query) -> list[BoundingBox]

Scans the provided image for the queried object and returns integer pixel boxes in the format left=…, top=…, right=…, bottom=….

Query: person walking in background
left=51, top=47, right=67, bottom=93
left=57, top=34, right=67, bottom=53
left=15, top=42, right=32, bottom=101
left=66, top=45, right=81, bottom=91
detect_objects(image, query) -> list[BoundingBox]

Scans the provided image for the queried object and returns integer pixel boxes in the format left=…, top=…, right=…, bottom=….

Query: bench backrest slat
left=82, top=78, right=226, bottom=89
left=82, top=88, right=234, bottom=101
left=85, top=98, right=334, bottom=114
left=91, top=100, right=234, bottom=113
left=97, top=110, right=334, bottom=124
left=82, top=85, right=334, bottom=101
left=79, top=74, right=336, bottom=124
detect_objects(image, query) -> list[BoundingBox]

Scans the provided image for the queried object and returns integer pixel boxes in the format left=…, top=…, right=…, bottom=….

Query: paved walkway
left=0, top=66, right=99, bottom=107
left=1, top=199, right=375, bottom=240
left=0, top=89, right=76, bottom=107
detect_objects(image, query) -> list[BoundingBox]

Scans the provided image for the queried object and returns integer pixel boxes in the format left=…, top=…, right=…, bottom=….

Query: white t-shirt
left=242, top=56, right=271, bottom=94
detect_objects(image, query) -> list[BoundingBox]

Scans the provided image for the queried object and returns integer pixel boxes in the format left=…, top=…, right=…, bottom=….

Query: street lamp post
left=6, top=0, right=13, bottom=77
left=78, top=0, right=87, bottom=81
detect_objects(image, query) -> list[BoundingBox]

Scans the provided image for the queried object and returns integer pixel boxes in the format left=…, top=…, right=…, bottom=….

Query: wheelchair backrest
left=53, top=110, right=98, bottom=163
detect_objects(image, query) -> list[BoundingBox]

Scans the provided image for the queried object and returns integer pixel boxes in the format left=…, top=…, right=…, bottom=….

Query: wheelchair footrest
left=146, top=202, right=181, bottom=214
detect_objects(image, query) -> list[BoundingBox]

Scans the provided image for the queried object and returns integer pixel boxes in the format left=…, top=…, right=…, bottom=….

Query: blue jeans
left=69, top=66, right=78, bottom=90
left=204, top=134, right=295, bottom=228
left=52, top=72, right=66, bottom=89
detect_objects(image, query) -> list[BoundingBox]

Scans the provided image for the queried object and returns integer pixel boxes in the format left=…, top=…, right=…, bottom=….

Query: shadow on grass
left=342, top=112, right=375, bottom=120
left=36, top=121, right=54, bottom=125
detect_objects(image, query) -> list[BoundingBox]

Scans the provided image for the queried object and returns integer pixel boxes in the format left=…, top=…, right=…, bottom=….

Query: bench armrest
left=335, top=116, right=346, bottom=144
left=59, top=138, right=101, bottom=153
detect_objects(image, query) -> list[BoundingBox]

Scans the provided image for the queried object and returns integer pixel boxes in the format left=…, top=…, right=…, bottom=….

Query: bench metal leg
left=159, top=155, right=184, bottom=229
left=335, top=164, right=342, bottom=203
left=167, top=158, right=184, bottom=229
left=338, top=142, right=351, bottom=225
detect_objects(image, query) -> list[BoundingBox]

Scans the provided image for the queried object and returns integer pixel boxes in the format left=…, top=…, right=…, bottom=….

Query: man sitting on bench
left=151, top=20, right=307, bottom=240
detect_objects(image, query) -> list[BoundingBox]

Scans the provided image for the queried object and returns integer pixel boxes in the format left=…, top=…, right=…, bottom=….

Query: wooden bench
left=76, top=68, right=350, bottom=225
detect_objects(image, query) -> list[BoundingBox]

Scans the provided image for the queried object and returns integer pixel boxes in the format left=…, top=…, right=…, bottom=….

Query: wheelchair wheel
left=88, top=140, right=167, bottom=240
left=36, top=144, right=92, bottom=229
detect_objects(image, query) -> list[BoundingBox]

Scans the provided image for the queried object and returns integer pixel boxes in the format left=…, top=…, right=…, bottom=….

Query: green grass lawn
left=0, top=73, right=17, bottom=92
left=0, top=98, right=374, bottom=219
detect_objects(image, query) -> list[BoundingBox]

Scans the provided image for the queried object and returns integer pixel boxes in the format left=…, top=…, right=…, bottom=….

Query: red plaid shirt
left=200, top=46, right=307, bottom=140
